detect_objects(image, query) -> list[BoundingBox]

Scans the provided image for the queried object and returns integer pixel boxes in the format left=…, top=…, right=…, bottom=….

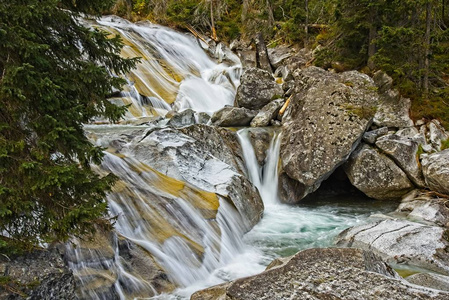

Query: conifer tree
left=0, top=0, right=137, bottom=252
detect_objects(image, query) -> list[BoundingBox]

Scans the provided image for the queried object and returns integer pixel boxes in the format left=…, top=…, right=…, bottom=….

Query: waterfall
left=236, top=129, right=282, bottom=205
left=88, top=16, right=241, bottom=120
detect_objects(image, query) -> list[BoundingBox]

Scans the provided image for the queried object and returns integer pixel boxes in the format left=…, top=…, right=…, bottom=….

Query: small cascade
left=66, top=151, right=249, bottom=299
left=88, top=16, right=241, bottom=120
left=237, top=128, right=282, bottom=204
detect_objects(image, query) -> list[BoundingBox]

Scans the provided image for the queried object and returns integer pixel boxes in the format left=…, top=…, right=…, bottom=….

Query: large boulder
left=344, top=144, right=414, bottom=200
left=422, top=149, right=449, bottom=195
left=280, top=67, right=378, bottom=202
left=247, top=128, right=271, bottom=166
left=375, top=134, right=426, bottom=187
left=336, top=219, right=449, bottom=275
left=191, top=248, right=449, bottom=300
left=267, top=45, right=295, bottom=69
left=254, top=32, right=272, bottom=72
left=373, top=71, right=414, bottom=128
left=234, top=68, right=283, bottom=110
left=129, top=125, right=264, bottom=229
left=211, top=106, right=257, bottom=127
left=395, top=190, right=449, bottom=228
left=250, top=99, right=284, bottom=127
left=0, top=247, right=76, bottom=300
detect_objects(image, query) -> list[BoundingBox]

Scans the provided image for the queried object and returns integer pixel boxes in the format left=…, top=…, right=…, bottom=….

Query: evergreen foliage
left=0, top=0, right=137, bottom=252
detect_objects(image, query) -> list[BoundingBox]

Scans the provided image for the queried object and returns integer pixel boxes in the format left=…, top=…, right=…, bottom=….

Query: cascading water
left=87, top=16, right=241, bottom=121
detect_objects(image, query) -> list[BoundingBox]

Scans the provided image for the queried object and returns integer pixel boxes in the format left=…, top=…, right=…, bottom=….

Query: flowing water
left=70, top=17, right=398, bottom=300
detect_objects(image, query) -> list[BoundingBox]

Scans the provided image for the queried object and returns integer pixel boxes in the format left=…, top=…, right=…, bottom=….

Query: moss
left=343, top=104, right=377, bottom=120
left=441, top=139, right=449, bottom=151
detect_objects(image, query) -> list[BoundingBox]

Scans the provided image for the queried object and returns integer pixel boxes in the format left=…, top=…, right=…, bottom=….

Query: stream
left=71, top=16, right=399, bottom=300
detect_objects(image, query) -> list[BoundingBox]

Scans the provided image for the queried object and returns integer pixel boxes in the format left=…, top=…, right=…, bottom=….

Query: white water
left=91, top=16, right=241, bottom=120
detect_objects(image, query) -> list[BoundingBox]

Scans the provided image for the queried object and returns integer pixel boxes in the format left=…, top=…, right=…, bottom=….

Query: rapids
left=70, top=16, right=397, bottom=300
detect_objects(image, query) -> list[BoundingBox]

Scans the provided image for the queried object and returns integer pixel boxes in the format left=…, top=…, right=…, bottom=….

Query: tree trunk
left=305, top=0, right=309, bottom=49
left=367, top=4, right=377, bottom=70
left=266, top=0, right=275, bottom=28
left=424, top=1, right=431, bottom=96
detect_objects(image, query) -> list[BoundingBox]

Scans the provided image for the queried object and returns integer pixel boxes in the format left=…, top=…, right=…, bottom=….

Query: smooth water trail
left=89, top=16, right=241, bottom=120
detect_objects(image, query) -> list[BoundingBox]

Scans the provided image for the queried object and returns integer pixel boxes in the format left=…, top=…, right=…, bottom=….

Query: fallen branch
left=279, top=95, right=292, bottom=116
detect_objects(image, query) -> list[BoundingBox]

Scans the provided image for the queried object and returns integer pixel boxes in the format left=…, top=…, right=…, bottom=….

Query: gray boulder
left=362, top=126, right=389, bottom=144
left=375, top=134, right=426, bottom=187
left=344, top=144, right=414, bottom=200
left=168, top=108, right=195, bottom=128
left=248, top=128, right=271, bottom=166
left=130, top=125, right=264, bottom=229
left=406, top=273, right=449, bottom=292
left=428, top=120, right=449, bottom=151
left=211, top=106, right=257, bottom=127
left=191, top=248, right=449, bottom=300
left=234, top=68, right=283, bottom=110
left=373, top=71, right=414, bottom=128
left=336, top=219, right=449, bottom=275
left=422, top=149, right=449, bottom=195
left=250, top=99, right=284, bottom=127
left=267, top=45, right=295, bottom=69
left=395, top=190, right=449, bottom=227
left=280, top=67, right=378, bottom=202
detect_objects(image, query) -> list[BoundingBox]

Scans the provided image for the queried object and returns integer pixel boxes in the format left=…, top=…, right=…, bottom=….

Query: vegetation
left=0, top=0, right=137, bottom=253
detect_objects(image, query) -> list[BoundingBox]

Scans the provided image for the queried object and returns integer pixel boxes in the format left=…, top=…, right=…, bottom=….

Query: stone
left=267, top=45, right=295, bottom=69
left=167, top=108, right=196, bottom=128
left=422, top=149, right=449, bottom=195
left=428, top=120, right=449, bottom=150
left=234, top=68, right=283, bottom=110
left=196, top=112, right=211, bottom=124
left=363, top=127, right=389, bottom=144
left=191, top=248, right=449, bottom=300
left=375, top=134, right=426, bottom=187
left=344, top=144, right=414, bottom=200
left=250, top=99, right=284, bottom=127
left=280, top=67, right=378, bottom=202
left=395, top=190, right=449, bottom=228
left=248, top=128, right=271, bottom=166
left=406, top=273, right=449, bottom=292
left=336, top=219, right=449, bottom=275
left=211, top=106, right=257, bottom=127
left=373, top=70, right=394, bottom=93
left=0, top=247, right=76, bottom=300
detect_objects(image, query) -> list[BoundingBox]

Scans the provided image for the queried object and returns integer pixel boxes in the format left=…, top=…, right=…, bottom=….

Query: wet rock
left=235, top=68, right=283, bottom=110
left=422, top=149, right=449, bottom=195
left=428, top=120, right=449, bottom=151
left=196, top=112, right=211, bottom=124
left=280, top=67, right=378, bottom=201
left=373, top=71, right=414, bottom=128
left=344, top=144, right=414, bottom=200
left=363, top=127, right=389, bottom=144
left=248, top=128, right=271, bottom=166
left=0, top=247, right=76, bottom=300
left=336, top=219, right=449, bottom=275
left=375, top=134, right=426, bottom=187
left=255, top=32, right=272, bottom=73
left=406, top=273, right=449, bottom=292
left=168, top=108, right=195, bottom=128
left=267, top=45, right=295, bottom=69
left=191, top=248, right=449, bottom=300
left=211, top=106, right=257, bottom=127
left=396, top=190, right=449, bottom=227
left=130, top=125, right=263, bottom=229
left=250, top=99, right=284, bottom=127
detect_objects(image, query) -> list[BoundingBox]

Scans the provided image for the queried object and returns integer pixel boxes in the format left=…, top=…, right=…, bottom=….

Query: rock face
left=250, top=99, right=284, bottom=127
left=0, top=247, right=76, bottom=300
left=130, top=125, right=264, bottom=229
left=406, top=273, right=449, bottom=292
left=422, top=149, right=449, bottom=195
left=373, top=71, right=414, bottom=128
left=279, top=67, right=378, bottom=202
left=191, top=248, right=449, bottom=300
left=336, top=219, right=449, bottom=275
left=375, top=134, right=426, bottom=187
left=211, top=106, right=257, bottom=127
left=234, top=68, right=283, bottom=110
left=344, top=144, right=414, bottom=200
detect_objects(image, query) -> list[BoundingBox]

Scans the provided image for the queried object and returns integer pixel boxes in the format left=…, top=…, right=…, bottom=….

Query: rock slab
left=422, top=149, right=449, bottom=195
